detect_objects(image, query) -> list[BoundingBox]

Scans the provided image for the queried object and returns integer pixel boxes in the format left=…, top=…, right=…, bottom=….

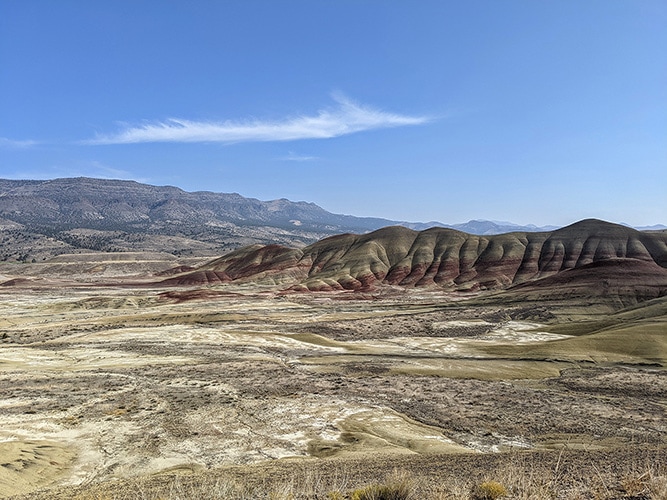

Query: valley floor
left=0, top=271, right=665, bottom=498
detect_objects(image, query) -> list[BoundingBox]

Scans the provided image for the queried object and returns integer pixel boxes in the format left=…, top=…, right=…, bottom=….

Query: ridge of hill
left=0, top=177, right=556, bottom=261
left=164, top=219, right=667, bottom=305
left=0, top=178, right=393, bottom=233
left=0, top=178, right=663, bottom=263
left=0, top=177, right=396, bottom=260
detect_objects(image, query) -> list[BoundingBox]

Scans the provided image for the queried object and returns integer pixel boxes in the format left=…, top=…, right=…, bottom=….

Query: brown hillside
left=162, top=244, right=306, bottom=286
left=506, top=258, right=667, bottom=308
left=161, top=219, right=667, bottom=298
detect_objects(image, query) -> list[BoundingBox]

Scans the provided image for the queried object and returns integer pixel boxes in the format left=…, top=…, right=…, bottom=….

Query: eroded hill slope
left=163, top=219, right=667, bottom=302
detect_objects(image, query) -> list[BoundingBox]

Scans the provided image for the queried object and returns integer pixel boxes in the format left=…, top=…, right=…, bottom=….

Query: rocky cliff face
left=165, top=220, right=667, bottom=304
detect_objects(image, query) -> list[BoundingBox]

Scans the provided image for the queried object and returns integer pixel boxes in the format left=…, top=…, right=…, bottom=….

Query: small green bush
left=472, top=480, right=508, bottom=500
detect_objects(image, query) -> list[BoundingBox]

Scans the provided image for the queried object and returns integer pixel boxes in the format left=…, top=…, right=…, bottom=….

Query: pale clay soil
left=0, top=282, right=665, bottom=497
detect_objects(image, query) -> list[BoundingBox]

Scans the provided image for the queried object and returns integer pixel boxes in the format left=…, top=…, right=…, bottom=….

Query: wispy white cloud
left=86, top=94, right=430, bottom=145
left=279, top=151, right=320, bottom=162
left=0, top=137, right=38, bottom=148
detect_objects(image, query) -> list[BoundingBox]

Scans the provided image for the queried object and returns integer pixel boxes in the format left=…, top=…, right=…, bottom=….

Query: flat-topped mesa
left=162, top=219, right=667, bottom=297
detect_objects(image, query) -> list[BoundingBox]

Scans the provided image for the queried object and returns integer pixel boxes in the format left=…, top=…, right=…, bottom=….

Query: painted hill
left=163, top=220, right=667, bottom=304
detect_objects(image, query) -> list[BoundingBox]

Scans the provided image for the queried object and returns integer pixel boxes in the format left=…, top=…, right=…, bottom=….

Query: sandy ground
left=0, top=282, right=665, bottom=497
left=0, top=440, right=75, bottom=498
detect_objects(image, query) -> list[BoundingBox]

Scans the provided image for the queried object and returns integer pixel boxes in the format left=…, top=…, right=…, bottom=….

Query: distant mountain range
left=0, top=177, right=663, bottom=261
left=403, top=220, right=560, bottom=234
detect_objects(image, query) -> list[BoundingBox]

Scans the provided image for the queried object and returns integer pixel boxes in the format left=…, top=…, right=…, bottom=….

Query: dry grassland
left=0, top=270, right=665, bottom=498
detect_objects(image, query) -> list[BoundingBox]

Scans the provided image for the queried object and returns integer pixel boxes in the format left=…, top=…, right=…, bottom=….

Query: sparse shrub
left=472, top=480, right=508, bottom=500
left=621, top=471, right=650, bottom=497
left=348, top=478, right=413, bottom=500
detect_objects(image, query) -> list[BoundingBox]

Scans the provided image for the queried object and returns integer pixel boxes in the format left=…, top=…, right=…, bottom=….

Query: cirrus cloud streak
left=0, top=137, right=38, bottom=148
left=86, top=95, right=430, bottom=145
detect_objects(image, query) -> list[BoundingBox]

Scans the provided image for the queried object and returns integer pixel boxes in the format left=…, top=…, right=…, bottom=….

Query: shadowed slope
left=162, top=220, right=667, bottom=300
left=162, top=244, right=306, bottom=286
left=506, top=259, right=667, bottom=308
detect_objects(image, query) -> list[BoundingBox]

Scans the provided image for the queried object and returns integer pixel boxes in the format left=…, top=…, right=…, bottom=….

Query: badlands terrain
left=0, top=219, right=666, bottom=498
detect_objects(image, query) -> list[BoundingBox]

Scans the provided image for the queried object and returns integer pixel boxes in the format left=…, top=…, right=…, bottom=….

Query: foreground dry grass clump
left=470, top=481, right=508, bottom=500
left=18, top=448, right=667, bottom=500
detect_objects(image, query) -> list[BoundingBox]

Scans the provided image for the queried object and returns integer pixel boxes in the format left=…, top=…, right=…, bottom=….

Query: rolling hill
left=163, top=219, right=667, bottom=305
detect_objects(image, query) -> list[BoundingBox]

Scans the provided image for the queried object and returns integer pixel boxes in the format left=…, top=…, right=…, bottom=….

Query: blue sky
left=1, top=1, right=665, bottom=226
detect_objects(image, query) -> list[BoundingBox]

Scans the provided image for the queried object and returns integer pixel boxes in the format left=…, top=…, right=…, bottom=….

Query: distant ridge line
left=0, top=177, right=664, bottom=263
left=1, top=177, right=661, bottom=234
